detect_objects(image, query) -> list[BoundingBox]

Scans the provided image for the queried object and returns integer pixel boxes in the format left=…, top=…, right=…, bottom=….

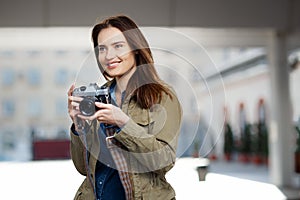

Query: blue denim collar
left=109, top=80, right=126, bottom=107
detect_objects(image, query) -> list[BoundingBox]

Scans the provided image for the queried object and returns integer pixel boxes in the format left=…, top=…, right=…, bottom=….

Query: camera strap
left=75, top=116, right=97, bottom=198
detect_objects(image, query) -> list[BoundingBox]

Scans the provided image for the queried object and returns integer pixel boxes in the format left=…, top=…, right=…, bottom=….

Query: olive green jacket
left=70, top=84, right=182, bottom=200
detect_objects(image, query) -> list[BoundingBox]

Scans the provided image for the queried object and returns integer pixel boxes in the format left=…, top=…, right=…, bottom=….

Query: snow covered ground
left=0, top=158, right=287, bottom=200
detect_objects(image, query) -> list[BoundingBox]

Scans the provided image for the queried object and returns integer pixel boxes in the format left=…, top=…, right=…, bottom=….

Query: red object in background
left=209, top=153, right=218, bottom=161
left=295, top=152, right=300, bottom=173
left=238, top=153, right=250, bottom=163
left=251, top=154, right=263, bottom=165
left=33, top=140, right=70, bottom=160
left=224, top=153, right=231, bottom=161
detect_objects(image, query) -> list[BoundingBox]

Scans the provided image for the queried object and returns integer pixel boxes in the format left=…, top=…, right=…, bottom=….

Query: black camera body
left=72, top=83, right=111, bottom=116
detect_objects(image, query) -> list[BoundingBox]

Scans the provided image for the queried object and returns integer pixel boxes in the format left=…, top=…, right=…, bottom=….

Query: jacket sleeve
left=113, top=92, right=182, bottom=172
left=70, top=127, right=87, bottom=176
left=70, top=120, right=99, bottom=176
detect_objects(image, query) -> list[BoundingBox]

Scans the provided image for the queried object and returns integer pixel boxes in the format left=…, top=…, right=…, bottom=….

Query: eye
left=115, top=43, right=124, bottom=49
left=98, top=45, right=106, bottom=53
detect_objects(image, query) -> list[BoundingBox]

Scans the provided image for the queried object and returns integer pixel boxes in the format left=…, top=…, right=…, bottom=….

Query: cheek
left=123, top=53, right=135, bottom=66
left=98, top=54, right=106, bottom=65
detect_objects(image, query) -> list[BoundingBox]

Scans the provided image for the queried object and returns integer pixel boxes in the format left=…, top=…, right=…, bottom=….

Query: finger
left=68, top=100, right=79, bottom=111
left=71, top=101, right=80, bottom=107
left=95, top=102, right=107, bottom=109
left=96, top=115, right=104, bottom=122
left=69, top=96, right=83, bottom=102
left=68, top=84, right=75, bottom=96
left=95, top=102, right=113, bottom=110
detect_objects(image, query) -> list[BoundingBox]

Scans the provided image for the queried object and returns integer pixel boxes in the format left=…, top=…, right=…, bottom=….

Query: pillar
left=267, top=31, right=294, bottom=187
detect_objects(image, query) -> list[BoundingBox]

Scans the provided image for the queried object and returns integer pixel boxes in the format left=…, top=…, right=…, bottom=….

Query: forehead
left=97, top=27, right=126, bottom=45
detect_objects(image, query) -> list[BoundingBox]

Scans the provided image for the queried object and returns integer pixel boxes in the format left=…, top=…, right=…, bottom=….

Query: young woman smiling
left=68, top=15, right=182, bottom=200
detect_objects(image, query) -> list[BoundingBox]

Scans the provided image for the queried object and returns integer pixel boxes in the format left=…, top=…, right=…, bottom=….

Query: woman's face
left=97, top=27, right=136, bottom=78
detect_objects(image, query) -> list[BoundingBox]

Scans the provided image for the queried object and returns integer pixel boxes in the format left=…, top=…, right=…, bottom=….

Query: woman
left=68, top=15, right=182, bottom=200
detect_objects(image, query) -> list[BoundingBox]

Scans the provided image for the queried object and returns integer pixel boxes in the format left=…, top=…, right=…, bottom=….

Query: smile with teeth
left=107, top=61, right=121, bottom=68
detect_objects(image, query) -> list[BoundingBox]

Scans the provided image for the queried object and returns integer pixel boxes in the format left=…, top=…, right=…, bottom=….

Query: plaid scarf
left=105, top=125, right=133, bottom=200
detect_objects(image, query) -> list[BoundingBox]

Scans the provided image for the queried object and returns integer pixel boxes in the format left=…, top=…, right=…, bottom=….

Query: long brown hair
left=91, top=15, right=173, bottom=109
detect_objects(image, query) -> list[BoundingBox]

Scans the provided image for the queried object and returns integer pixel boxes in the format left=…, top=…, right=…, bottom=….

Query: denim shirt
left=95, top=81, right=126, bottom=200
left=95, top=136, right=125, bottom=200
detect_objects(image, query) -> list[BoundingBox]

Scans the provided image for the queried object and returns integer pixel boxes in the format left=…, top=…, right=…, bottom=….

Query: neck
left=115, top=66, right=136, bottom=93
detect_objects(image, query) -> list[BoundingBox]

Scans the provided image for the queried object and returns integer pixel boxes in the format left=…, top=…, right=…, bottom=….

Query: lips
left=107, top=61, right=121, bottom=68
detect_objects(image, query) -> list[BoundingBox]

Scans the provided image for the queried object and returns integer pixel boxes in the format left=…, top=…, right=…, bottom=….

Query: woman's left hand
left=78, top=102, right=130, bottom=127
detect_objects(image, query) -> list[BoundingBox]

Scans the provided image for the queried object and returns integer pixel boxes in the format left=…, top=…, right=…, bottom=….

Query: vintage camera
left=72, top=83, right=110, bottom=116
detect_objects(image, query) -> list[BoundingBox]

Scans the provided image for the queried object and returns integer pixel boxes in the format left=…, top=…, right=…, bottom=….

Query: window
left=56, top=98, right=67, bottom=116
left=27, top=98, right=42, bottom=117
left=1, top=68, right=15, bottom=86
left=26, top=50, right=41, bottom=57
left=55, top=68, right=68, bottom=85
left=27, top=68, right=41, bottom=85
left=1, top=99, right=15, bottom=117
left=0, top=50, right=14, bottom=57
left=1, top=130, right=16, bottom=151
left=54, top=50, right=68, bottom=57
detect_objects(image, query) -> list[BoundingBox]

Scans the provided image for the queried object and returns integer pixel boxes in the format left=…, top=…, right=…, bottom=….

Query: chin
left=107, top=72, right=121, bottom=78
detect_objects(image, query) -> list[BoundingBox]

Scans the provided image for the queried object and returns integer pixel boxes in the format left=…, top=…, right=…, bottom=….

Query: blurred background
left=0, top=0, right=300, bottom=199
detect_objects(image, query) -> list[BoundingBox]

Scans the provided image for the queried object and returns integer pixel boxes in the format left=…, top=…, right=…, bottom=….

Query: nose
left=105, top=48, right=116, bottom=60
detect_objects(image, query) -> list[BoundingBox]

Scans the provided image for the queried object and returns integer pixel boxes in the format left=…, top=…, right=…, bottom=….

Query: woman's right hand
left=67, top=84, right=81, bottom=123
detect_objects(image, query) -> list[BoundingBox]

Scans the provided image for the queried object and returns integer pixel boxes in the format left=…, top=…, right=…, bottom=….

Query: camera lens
left=79, top=98, right=95, bottom=116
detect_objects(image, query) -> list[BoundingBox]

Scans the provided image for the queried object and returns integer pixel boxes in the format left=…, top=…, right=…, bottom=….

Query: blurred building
left=0, top=0, right=300, bottom=188
left=0, top=28, right=91, bottom=160
left=1, top=27, right=300, bottom=163
left=0, top=27, right=274, bottom=161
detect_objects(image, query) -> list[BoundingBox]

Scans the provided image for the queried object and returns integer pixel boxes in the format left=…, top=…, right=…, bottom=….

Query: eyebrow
left=99, top=41, right=126, bottom=46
